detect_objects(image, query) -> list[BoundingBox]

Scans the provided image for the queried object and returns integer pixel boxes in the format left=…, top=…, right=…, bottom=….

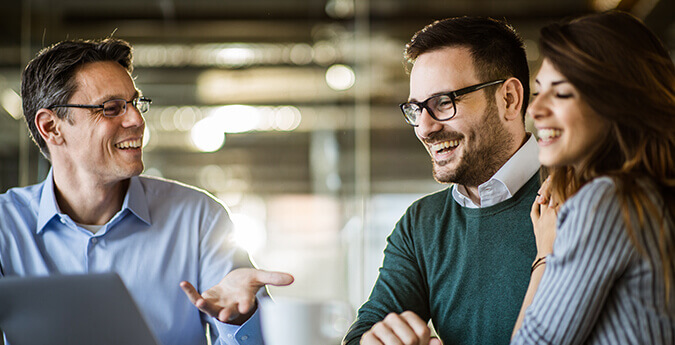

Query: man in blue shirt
left=0, top=38, right=293, bottom=345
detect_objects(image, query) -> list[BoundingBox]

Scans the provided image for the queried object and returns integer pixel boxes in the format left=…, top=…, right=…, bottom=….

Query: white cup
left=260, top=297, right=353, bottom=345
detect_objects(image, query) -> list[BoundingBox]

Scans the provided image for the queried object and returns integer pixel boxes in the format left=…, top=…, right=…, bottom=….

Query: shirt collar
left=125, top=175, right=151, bottom=226
left=36, top=170, right=151, bottom=234
left=36, top=169, right=61, bottom=233
left=452, top=133, right=540, bottom=208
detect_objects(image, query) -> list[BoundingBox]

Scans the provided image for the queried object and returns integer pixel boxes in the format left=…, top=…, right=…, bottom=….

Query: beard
left=431, top=99, right=515, bottom=187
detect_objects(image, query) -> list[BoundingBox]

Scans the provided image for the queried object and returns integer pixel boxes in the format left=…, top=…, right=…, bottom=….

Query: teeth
left=115, top=139, right=142, bottom=149
left=431, top=140, right=460, bottom=152
left=538, top=128, right=562, bottom=141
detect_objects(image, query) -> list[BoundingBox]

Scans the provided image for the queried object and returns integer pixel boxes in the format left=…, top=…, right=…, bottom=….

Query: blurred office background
left=0, top=0, right=672, bottom=317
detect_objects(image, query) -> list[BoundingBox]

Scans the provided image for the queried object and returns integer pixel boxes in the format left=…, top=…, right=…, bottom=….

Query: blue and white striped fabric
left=512, top=176, right=675, bottom=344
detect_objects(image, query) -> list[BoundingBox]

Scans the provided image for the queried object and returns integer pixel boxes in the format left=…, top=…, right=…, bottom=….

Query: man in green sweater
left=343, top=17, right=539, bottom=345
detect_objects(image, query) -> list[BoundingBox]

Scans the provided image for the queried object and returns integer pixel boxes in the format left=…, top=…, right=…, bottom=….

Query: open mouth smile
left=430, top=139, right=460, bottom=154
left=537, top=128, right=562, bottom=144
left=114, top=138, right=142, bottom=149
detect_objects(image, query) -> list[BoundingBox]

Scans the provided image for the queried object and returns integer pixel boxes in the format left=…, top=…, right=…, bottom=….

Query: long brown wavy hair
left=539, top=11, right=675, bottom=299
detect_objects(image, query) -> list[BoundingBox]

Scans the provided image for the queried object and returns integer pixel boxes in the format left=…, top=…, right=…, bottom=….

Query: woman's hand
left=531, top=176, right=560, bottom=257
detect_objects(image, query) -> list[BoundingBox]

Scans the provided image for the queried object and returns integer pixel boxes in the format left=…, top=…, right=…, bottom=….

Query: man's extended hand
left=360, top=311, right=443, bottom=345
left=180, top=268, right=294, bottom=325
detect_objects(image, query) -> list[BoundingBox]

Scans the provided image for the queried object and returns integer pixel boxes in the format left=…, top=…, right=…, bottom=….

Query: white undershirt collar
left=452, top=133, right=540, bottom=208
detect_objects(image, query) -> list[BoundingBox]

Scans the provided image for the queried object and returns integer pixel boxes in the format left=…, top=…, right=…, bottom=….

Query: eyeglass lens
left=102, top=98, right=150, bottom=117
left=402, top=94, right=455, bottom=125
left=134, top=98, right=151, bottom=113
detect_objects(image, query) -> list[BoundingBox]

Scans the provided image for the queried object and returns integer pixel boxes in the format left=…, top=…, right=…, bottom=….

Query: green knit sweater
left=344, top=174, right=539, bottom=345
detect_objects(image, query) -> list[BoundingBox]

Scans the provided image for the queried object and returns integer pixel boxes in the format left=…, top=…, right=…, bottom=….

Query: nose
left=121, top=103, right=145, bottom=128
left=414, top=108, right=443, bottom=139
left=528, top=93, right=550, bottom=122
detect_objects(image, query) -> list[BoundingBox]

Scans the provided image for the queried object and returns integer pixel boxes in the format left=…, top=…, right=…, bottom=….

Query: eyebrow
left=94, top=90, right=140, bottom=104
left=408, top=89, right=456, bottom=103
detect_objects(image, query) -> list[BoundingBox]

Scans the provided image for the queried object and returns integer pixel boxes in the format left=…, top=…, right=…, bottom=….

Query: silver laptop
left=0, top=273, right=160, bottom=345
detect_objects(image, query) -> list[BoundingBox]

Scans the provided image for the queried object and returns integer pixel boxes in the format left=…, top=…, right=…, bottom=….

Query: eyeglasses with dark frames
left=49, top=96, right=152, bottom=117
left=399, top=79, right=505, bottom=127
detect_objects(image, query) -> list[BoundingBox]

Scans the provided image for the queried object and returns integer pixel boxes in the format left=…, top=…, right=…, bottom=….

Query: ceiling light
left=215, top=47, right=256, bottom=67
left=210, top=105, right=261, bottom=133
left=325, top=64, right=355, bottom=91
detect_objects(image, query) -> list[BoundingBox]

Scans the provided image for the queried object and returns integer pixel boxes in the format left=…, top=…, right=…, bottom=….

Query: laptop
left=0, top=273, right=160, bottom=345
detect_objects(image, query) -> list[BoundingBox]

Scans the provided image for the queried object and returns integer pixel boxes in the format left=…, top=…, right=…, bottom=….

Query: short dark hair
left=404, top=17, right=530, bottom=119
left=20, top=38, right=134, bottom=159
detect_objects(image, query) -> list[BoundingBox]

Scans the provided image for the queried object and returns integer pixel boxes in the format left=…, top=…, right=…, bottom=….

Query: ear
left=500, top=77, right=524, bottom=122
left=35, top=108, right=65, bottom=146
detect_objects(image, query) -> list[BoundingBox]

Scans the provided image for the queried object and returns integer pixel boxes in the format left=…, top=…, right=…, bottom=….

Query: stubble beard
left=431, top=100, right=514, bottom=187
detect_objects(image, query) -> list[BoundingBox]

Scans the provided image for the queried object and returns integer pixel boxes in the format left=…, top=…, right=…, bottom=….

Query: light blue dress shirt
left=452, top=133, right=540, bottom=208
left=0, top=170, right=263, bottom=345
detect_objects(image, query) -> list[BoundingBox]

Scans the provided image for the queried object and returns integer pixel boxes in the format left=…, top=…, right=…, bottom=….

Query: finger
left=548, top=196, right=559, bottom=209
left=253, top=270, right=294, bottom=287
left=530, top=198, right=540, bottom=223
left=384, top=312, right=419, bottom=345
left=237, top=295, right=256, bottom=314
left=180, top=281, right=221, bottom=318
left=198, top=300, right=223, bottom=318
left=429, top=338, right=443, bottom=345
left=370, top=318, right=405, bottom=345
left=537, top=176, right=552, bottom=203
left=217, top=305, right=239, bottom=323
left=180, top=281, right=202, bottom=306
left=400, top=311, right=430, bottom=344
left=360, top=330, right=385, bottom=345
left=179, top=282, right=220, bottom=317
left=542, top=175, right=552, bottom=187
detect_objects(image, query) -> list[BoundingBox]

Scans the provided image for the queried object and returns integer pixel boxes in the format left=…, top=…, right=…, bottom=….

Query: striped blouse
left=512, top=177, right=675, bottom=344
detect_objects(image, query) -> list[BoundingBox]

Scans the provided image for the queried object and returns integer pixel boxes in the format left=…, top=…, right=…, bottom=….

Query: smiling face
left=52, top=61, right=145, bottom=185
left=530, top=59, right=609, bottom=169
left=410, top=46, right=515, bottom=186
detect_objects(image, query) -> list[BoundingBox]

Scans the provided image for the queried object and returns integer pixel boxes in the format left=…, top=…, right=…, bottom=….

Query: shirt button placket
left=86, top=237, right=99, bottom=273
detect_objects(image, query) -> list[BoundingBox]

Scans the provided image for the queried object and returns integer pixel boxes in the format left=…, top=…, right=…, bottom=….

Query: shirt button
left=240, top=335, right=248, bottom=341
left=91, top=238, right=98, bottom=244
left=60, top=217, right=66, bottom=224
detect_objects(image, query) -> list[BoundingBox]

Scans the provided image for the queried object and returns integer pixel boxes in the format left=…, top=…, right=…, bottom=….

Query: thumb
left=254, top=269, right=294, bottom=286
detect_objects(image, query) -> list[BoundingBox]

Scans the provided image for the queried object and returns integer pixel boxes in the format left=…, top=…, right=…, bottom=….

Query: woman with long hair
left=511, top=11, right=675, bottom=344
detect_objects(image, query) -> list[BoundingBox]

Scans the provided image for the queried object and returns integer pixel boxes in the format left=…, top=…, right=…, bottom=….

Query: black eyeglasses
left=399, top=79, right=505, bottom=126
left=49, top=96, right=152, bottom=117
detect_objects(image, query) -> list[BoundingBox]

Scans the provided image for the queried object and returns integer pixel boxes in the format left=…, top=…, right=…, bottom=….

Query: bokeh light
left=325, top=64, right=355, bottom=91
